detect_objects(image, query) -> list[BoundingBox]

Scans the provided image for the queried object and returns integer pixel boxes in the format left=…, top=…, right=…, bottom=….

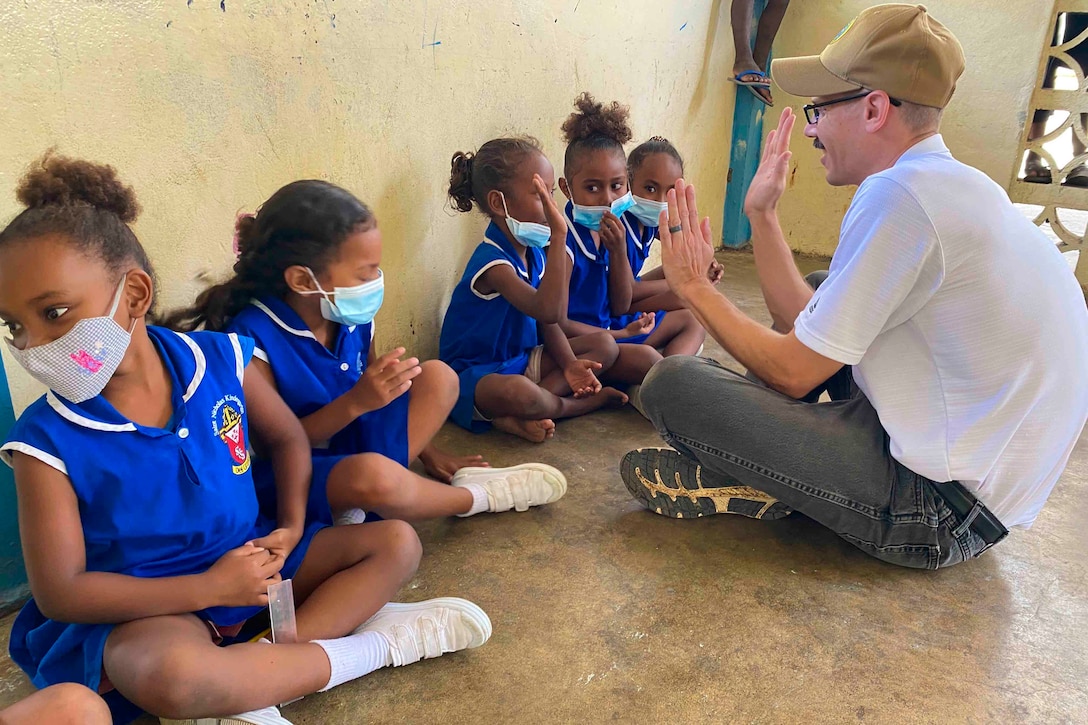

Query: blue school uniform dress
left=439, top=221, right=545, bottom=432
left=620, top=210, right=658, bottom=282
left=226, top=297, right=410, bottom=525
left=0, top=327, right=322, bottom=722
left=563, top=202, right=665, bottom=346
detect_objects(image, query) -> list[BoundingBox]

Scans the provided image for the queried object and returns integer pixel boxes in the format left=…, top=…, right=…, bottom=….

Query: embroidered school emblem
left=211, top=395, right=251, bottom=474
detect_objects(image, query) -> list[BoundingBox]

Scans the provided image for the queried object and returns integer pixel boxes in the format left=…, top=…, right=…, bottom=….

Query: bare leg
left=730, top=0, right=757, bottom=75
left=327, top=452, right=475, bottom=519
left=104, top=615, right=331, bottom=718
left=102, top=522, right=421, bottom=718
left=601, top=344, right=664, bottom=386
left=476, top=374, right=628, bottom=443
left=643, top=309, right=706, bottom=357
left=535, top=330, right=621, bottom=395
left=406, top=360, right=487, bottom=482
left=751, top=0, right=791, bottom=71
left=0, top=684, right=111, bottom=725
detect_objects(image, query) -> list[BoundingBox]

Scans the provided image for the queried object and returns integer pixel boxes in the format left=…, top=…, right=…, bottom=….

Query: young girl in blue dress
left=439, top=137, right=629, bottom=443
left=166, top=179, right=567, bottom=521
left=0, top=155, right=490, bottom=724
left=623, top=137, right=724, bottom=314
left=557, top=95, right=706, bottom=384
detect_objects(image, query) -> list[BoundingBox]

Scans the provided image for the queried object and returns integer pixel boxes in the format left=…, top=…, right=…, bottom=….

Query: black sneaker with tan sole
left=621, top=448, right=792, bottom=520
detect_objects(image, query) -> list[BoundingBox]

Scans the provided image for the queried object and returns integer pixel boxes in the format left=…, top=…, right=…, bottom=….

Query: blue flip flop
left=729, top=70, right=773, bottom=106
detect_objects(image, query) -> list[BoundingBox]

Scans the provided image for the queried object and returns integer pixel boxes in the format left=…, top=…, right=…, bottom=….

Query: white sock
left=457, top=483, right=490, bottom=517
left=335, top=508, right=369, bottom=526
left=314, top=631, right=393, bottom=691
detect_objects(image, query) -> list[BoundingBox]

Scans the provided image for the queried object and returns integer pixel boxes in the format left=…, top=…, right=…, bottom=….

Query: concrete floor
left=1, top=251, right=1086, bottom=723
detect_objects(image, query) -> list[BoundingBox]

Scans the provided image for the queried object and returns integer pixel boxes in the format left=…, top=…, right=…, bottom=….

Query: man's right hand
left=743, top=107, right=797, bottom=216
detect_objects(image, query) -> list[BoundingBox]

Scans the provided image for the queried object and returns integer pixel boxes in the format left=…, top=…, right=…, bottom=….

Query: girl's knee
left=335, top=453, right=401, bottom=506
left=38, top=684, right=110, bottom=724
left=371, top=519, right=422, bottom=578
left=418, top=360, right=459, bottom=402
left=589, top=331, right=620, bottom=366
left=107, top=642, right=214, bottom=717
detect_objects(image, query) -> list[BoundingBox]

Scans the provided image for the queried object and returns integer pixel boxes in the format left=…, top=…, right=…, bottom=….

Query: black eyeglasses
left=803, top=91, right=901, bottom=124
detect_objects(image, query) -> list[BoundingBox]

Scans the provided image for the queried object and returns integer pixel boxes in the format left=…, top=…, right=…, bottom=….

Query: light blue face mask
left=501, top=192, right=551, bottom=248
left=628, top=195, right=669, bottom=228
left=569, top=189, right=636, bottom=231
left=303, top=268, right=384, bottom=326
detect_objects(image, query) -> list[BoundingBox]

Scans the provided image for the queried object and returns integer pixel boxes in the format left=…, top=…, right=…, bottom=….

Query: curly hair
left=448, top=137, right=542, bottom=215
left=561, top=92, right=633, bottom=178
left=0, top=151, right=157, bottom=298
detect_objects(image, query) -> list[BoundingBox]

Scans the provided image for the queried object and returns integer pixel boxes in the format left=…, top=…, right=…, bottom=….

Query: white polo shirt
left=794, top=135, right=1088, bottom=529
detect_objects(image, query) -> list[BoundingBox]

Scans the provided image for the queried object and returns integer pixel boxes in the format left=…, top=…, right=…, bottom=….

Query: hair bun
left=16, top=151, right=140, bottom=223
left=561, top=92, right=633, bottom=146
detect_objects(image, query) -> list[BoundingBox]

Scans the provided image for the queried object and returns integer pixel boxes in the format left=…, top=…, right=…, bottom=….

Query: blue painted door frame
left=0, top=359, right=26, bottom=612
left=722, top=0, right=770, bottom=248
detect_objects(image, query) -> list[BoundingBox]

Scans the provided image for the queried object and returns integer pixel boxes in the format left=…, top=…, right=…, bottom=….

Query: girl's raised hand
left=351, top=347, right=421, bottom=414
left=599, top=212, right=626, bottom=254
left=533, top=174, right=567, bottom=249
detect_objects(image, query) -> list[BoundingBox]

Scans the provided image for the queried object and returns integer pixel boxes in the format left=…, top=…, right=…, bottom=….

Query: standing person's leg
left=730, top=0, right=773, bottom=104
left=751, top=0, right=791, bottom=72
left=621, top=356, right=988, bottom=569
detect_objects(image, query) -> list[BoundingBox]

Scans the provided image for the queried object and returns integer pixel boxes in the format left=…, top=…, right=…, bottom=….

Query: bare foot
left=492, top=417, right=556, bottom=443
left=601, top=387, right=630, bottom=408
left=420, top=446, right=489, bottom=484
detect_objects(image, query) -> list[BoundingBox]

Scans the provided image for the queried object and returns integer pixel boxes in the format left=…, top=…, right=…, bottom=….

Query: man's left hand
left=659, top=179, right=716, bottom=300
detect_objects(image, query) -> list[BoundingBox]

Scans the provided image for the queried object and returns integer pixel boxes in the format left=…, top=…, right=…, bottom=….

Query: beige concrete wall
left=769, top=0, right=1055, bottom=256
left=0, top=0, right=735, bottom=414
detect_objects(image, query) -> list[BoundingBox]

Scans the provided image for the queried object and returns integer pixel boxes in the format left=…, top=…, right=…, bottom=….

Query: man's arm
left=677, top=279, right=841, bottom=398
left=743, top=108, right=815, bottom=332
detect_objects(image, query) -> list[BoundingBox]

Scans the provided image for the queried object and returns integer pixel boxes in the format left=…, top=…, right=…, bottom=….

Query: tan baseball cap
left=770, top=4, right=965, bottom=109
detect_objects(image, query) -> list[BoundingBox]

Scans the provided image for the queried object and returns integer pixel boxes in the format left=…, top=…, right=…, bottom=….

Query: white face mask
left=5, top=275, right=135, bottom=403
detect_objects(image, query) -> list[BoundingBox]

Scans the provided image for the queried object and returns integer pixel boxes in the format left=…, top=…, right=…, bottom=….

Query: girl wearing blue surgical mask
left=440, top=137, right=629, bottom=443
left=167, top=179, right=567, bottom=524
left=621, top=137, right=724, bottom=314
left=0, top=154, right=492, bottom=724
left=558, top=95, right=707, bottom=392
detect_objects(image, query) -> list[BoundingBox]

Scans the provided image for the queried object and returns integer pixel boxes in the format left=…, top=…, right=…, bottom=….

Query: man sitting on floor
left=620, top=3, right=1088, bottom=569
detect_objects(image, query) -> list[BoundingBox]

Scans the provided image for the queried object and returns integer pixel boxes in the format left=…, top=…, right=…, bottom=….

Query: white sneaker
left=354, top=597, right=492, bottom=667
left=160, top=705, right=293, bottom=725
left=452, top=463, right=567, bottom=514
left=335, top=508, right=369, bottom=526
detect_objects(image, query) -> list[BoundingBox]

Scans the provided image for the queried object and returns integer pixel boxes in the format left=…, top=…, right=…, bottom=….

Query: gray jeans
left=639, top=356, right=992, bottom=569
